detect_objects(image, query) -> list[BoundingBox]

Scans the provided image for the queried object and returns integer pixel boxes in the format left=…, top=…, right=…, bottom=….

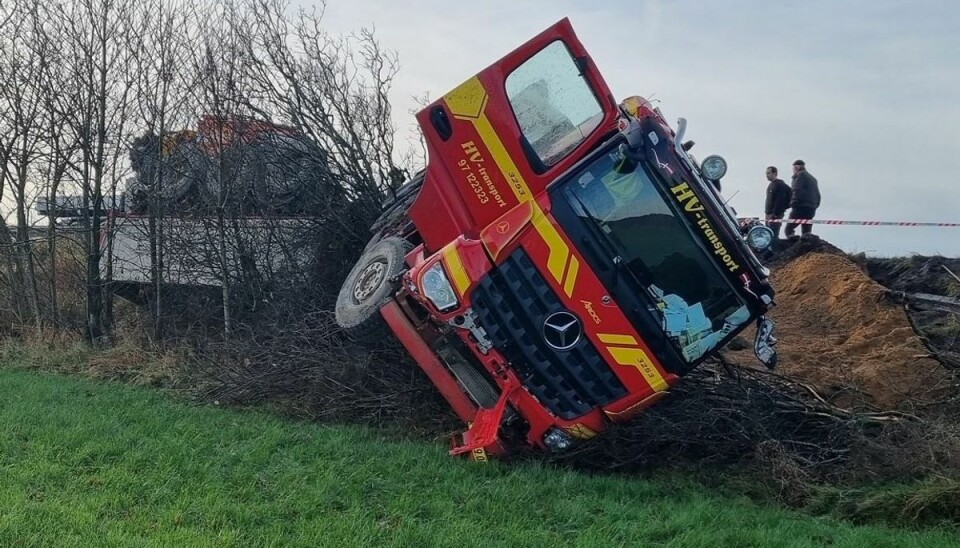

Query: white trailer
left=105, top=215, right=316, bottom=303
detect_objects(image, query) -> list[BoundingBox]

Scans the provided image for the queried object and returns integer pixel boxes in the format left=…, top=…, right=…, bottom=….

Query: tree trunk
left=15, top=181, right=42, bottom=331
left=217, top=209, right=231, bottom=335
left=0, top=218, right=24, bottom=323
left=82, top=160, right=101, bottom=342
left=80, top=141, right=103, bottom=343
left=103, top=208, right=115, bottom=334
left=87, top=5, right=111, bottom=344
left=148, top=186, right=160, bottom=340
left=47, top=214, right=60, bottom=328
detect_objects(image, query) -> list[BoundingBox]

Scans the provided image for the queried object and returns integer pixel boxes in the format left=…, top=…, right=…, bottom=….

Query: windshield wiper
left=565, top=189, right=659, bottom=306
left=566, top=191, right=620, bottom=263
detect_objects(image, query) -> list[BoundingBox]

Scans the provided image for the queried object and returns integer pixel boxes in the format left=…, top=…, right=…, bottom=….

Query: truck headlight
left=421, top=263, right=458, bottom=312
left=543, top=427, right=575, bottom=452
left=746, top=224, right=775, bottom=251
left=700, top=155, right=727, bottom=181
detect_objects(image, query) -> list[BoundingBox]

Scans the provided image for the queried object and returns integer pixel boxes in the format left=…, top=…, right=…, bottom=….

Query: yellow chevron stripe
left=444, top=76, right=487, bottom=119
left=597, top=333, right=638, bottom=346
left=607, top=347, right=668, bottom=392
left=563, top=255, right=579, bottom=297
left=532, top=205, right=569, bottom=283
left=446, top=76, right=531, bottom=203
left=604, top=392, right=664, bottom=419
left=473, top=114, right=531, bottom=203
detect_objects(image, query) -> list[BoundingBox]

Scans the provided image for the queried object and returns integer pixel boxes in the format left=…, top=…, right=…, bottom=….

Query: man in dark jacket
left=764, top=166, right=791, bottom=239
left=784, top=159, right=821, bottom=238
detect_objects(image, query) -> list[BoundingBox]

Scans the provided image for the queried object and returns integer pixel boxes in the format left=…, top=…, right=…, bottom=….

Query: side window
left=506, top=40, right=603, bottom=167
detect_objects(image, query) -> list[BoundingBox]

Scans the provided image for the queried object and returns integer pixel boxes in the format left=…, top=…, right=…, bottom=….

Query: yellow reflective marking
left=532, top=206, right=569, bottom=283
left=446, top=77, right=531, bottom=204
left=444, top=77, right=488, bottom=119
left=474, top=114, right=531, bottom=203
left=563, top=255, right=579, bottom=297
left=604, top=392, right=664, bottom=419
left=597, top=333, right=638, bottom=346
left=445, top=77, right=573, bottom=287
left=442, top=246, right=471, bottom=296
left=565, top=423, right=598, bottom=440
left=608, top=347, right=668, bottom=392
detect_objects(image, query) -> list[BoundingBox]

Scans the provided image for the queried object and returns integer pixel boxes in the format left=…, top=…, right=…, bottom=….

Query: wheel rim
left=353, top=259, right=387, bottom=303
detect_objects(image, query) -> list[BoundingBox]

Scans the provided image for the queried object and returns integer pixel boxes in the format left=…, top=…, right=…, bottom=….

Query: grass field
left=1, top=367, right=959, bottom=547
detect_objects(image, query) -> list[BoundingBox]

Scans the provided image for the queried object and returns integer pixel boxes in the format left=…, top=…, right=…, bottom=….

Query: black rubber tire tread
left=335, top=237, right=413, bottom=342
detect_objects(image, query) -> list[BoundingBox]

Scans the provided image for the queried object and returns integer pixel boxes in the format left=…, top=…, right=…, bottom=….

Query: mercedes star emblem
left=542, top=311, right=582, bottom=351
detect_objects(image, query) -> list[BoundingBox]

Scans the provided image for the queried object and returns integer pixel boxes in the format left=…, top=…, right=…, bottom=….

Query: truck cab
left=335, top=18, right=777, bottom=458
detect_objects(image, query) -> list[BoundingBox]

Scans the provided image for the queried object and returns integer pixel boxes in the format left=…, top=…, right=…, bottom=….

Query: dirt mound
left=861, top=255, right=960, bottom=370
left=769, top=234, right=846, bottom=267
left=732, top=252, right=952, bottom=409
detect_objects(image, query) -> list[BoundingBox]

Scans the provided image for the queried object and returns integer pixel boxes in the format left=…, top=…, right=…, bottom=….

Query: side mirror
left=754, top=316, right=778, bottom=369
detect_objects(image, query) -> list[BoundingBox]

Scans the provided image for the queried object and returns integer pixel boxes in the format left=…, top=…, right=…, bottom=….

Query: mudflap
left=449, top=377, right=520, bottom=460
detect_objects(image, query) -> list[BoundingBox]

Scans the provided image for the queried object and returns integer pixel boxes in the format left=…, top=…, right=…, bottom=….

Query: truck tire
left=335, top=237, right=412, bottom=342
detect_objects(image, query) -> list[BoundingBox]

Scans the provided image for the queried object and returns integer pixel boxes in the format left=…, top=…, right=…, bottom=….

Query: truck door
left=411, top=18, right=620, bottom=250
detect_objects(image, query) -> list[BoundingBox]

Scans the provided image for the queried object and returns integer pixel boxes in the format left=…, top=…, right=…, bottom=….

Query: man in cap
left=784, top=159, right=821, bottom=239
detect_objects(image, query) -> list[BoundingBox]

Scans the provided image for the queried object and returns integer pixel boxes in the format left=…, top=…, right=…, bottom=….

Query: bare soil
left=729, top=241, right=953, bottom=409
left=861, top=255, right=960, bottom=368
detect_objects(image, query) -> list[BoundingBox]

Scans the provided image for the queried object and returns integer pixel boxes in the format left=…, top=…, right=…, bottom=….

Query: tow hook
left=754, top=316, right=778, bottom=369
left=449, top=377, right=520, bottom=458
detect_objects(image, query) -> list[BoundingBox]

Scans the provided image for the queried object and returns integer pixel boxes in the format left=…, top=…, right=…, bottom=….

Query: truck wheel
left=335, top=237, right=412, bottom=342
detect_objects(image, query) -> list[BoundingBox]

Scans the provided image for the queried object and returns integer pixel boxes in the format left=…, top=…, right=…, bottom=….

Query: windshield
left=560, top=149, right=751, bottom=362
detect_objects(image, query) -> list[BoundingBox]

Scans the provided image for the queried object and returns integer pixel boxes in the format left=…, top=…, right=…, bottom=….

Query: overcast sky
left=318, top=0, right=960, bottom=257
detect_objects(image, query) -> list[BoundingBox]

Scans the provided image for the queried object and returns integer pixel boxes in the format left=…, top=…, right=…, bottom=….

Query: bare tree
left=242, top=0, right=404, bottom=246
left=0, top=0, right=50, bottom=330
left=127, top=0, right=197, bottom=340
left=53, top=0, right=138, bottom=342
left=186, top=1, right=262, bottom=334
left=0, top=0, right=409, bottom=342
left=0, top=4, right=26, bottom=323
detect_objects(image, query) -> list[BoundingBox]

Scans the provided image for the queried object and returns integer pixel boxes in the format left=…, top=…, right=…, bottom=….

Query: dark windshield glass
left=560, top=149, right=750, bottom=362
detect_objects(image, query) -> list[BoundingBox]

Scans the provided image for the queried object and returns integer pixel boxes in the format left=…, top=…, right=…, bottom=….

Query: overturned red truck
left=335, top=19, right=778, bottom=458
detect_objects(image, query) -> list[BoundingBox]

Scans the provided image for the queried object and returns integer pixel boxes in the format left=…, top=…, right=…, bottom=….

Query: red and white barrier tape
left=741, top=218, right=960, bottom=228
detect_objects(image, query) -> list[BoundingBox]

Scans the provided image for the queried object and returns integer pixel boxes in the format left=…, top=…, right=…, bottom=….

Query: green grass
left=0, top=368, right=958, bottom=547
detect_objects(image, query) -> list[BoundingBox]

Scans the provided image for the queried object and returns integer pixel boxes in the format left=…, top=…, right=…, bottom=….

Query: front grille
left=470, top=249, right=627, bottom=419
